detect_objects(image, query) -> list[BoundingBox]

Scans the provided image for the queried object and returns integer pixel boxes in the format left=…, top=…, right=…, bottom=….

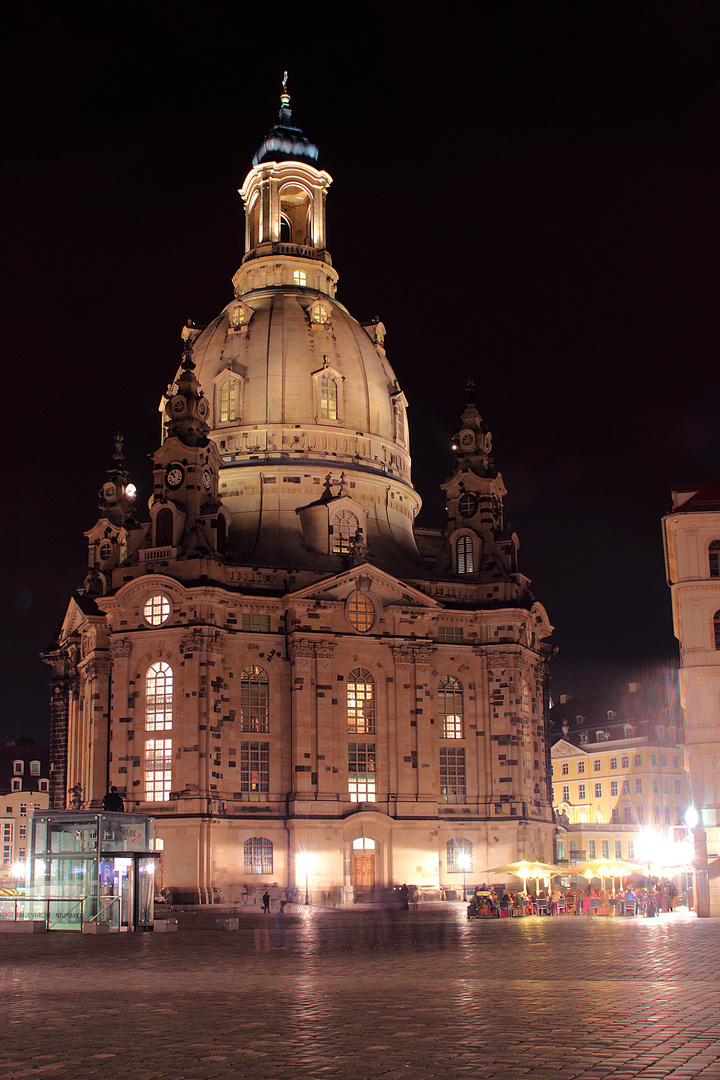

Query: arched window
left=446, top=838, right=472, bottom=873
left=348, top=668, right=375, bottom=734
left=332, top=510, right=358, bottom=554
left=293, top=270, right=307, bottom=286
left=710, top=540, right=720, bottom=578
left=146, top=662, right=173, bottom=730
left=715, top=610, right=720, bottom=650
left=439, top=676, right=464, bottom=738
left=320, top=376, right=338, bottom=419
left=240, top=666, right=269, bottom=732
left=456, top=535, right=474, bottom=574
left=347, top=592, right=375, bottom=632
left=218, top=378, right=237, bottom=423
left=244, top=836, right=273, bottom=874
left=155, top=508, right=174, bottom=548
left=280, top=214, right=291, bottom=242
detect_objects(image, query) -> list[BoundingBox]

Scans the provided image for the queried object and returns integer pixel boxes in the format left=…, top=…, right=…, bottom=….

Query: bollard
left=82, top=921, right=111, bottom=934
left=154, top=919, right=179, bottom=932
left=217, top=917, right=239, bottom=931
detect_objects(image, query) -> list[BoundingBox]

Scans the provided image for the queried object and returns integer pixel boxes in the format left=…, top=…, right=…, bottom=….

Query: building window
left=588, top=840, right=597, bottom=859
left=611, top=808, right=620, bottom=823
left=439, top=676, right=464, bottom=739
left=240, top=741, right=270, bottom=799
left=627, top=840, right=635, bottom=859
left=440, top=747, right=466, bottom=803
left=593, top=759, right=601, bottom=772
left=244, top=837, right=273, bottom=874
left=219, top=379, right=237, bottom=423
left=710, top=540, right=720, bottom=577
left=673, top=755, right=680, bottom=768
left=446, top=838, right=472, bottom=873
left=594, top=782, right=602, bottom=798
left=145, top=739, right=172, bottom=801
left=610, top=757, right=617, bottom=770
left=20, top=804, right=27, bottom=817
left=241, top=613, right=270, bottom=633
left=332, top=510, right=359, bottom=554
left=557, top=840, right=566, bottom=859
left=610, top=780, right=618, bottom=797
left=633, top=754, right=642, bottom=767
left=578, top=783, right=586, bottom=800
left=653, top=780, right=660, bottom=794
left=438, top=626, right=463, bottom=643
left=11, top=779, right=21, bottom=792
left=634, top=778, right=642, bottom=793
left=577, top=760, right=585, bottom=774
left=240, top=667, right=270, bottom=733
left=348, top=742, right=376, bottom=802
left=456, top=535, right=474, bottom=574
left=347, top=592, right=375, bottom=633
left=13, top=761, right=23, bottom=775
left=30, top=761, right=41, bottom=776
left=650, top=753, right=657, bottom=766
left=144, top=594, right=171, bottom=626
left=347, top=669, right=375, bottom=734
left=39, top=780, right=49, bottom=793
left=714, top=610, right=720, bottom=649
left=312, top=303, right=330, bottom=325
left=320, top=376, right=338, bottom=419
left=293, top=270, right=307, bottom=287
left=675, top=779, right=682, bottom=794
left=562, top=784, right=570, bottom=802
left=601, top=840, right=610, bottom=859
left=561, top=762, right=569, bottom=775
left=146, top=662, right=173, bottom=731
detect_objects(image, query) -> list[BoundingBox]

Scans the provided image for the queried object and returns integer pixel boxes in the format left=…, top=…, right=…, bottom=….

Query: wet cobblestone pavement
left=1, top=906, right=720, bottom=1080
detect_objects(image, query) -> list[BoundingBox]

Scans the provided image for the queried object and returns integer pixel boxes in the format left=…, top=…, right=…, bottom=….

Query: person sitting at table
left=624, top=886, right=637, bottom=901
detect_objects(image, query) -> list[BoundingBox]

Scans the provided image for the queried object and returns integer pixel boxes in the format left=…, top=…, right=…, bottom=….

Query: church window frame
left=214, top=373, right=243, bottom=426
left=331, top=510, right=359, bottom=554
left=240, top=666, right=270, bottom=733
left=98, top=539, right=113, bottom=563
left=143, top=594, right=171, bottom=627
left=240, top=741, right=270, bottom=800
left=346, top=591, right=376, bottom=633
left=709, top=540, right=720, bottom=578
left=347, top=668, right=375, bottom=735
left=244, top=836, right=273, bottom=874
left=438, top=676, right=464, bottom=739
left=348, top=742, right=376, bottom=802
left=145, top=738, right=172, bottom=802
left=293, top=270, right=307, bottom=287
left=446, top=838, right=472, bottom=873
left=312, top=363, right=343, bottom=425
left=146, top=661, right=173, bottom=731
left=310, top=300, right=331, bottom=326
left=440, top=746, right=466, bottom=804
left=320, top=375, right=338, bottom=420
left=458, top=493, right=479, bottom=519
left=455, top=534, right=475, bottom=575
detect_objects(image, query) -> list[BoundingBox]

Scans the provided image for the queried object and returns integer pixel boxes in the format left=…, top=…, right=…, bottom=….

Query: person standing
left=262, top=889, right=270, bottom=913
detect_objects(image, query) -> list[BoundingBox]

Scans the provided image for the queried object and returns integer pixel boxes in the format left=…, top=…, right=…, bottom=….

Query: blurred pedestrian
left=262, top=889, right=270, bottom=913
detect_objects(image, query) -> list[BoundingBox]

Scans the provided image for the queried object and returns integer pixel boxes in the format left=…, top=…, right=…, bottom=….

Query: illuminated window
left=561, top=762, right=569, bottom=775
left=440, top=747, right=466, bottom=803
left=244, top=836, right=273, bottom=874
left=320, top=376, right=338, bottom=420
left=240, top=666, right=269, bottom=733
left=577, top=760, right=585, bottom=774
left=456, top=535, right=474, bottom=574
left=240, top=741, right=269, bottom=800
left=710, top=540, right=720, bottom=577
left=332, top=511, right=359, bottom=554
left=447, top=838, right=472, bottom=873
left=241, top=613, right=270, bottom=633
left=715, top=610, right=720, bottom=649
left=143, top=595, right=171, bottom=626
left=293, top=270, right=307, bottom=286
left=218, top=378, right=238, bottom=423
left=439, top=676, right=464, bottom=739
left=347, top=669, right=375, bottom=734
left=145, top=739, right=172, bottom=801
left=438, top=626, right=463, bottom=643
left=312, top=303, right=330, bottom=325
left=348, top=742, right=376, bottom=802
left=230, top=306, right=245, bottom=327
left=347, top=592, right=375, bottom=633
left=146, top=662, right=172, bottom=731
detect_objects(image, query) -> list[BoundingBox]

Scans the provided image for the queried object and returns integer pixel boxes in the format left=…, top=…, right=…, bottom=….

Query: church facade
left=44, top=87, right=555, bottom=903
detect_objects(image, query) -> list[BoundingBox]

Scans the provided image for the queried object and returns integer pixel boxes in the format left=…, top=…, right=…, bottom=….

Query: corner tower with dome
left=44, top=82, right=555, bottom=904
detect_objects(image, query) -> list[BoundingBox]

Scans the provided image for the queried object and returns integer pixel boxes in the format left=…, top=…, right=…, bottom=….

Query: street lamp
left=296, top=851, right=313, bottom=906
left=457, top=852, right=471, bottom=902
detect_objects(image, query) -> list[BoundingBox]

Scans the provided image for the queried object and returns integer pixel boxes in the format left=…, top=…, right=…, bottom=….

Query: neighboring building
left=549, top=681, right=688, bottom=868
left=0, top=740, right=50, bottom=881
left=43, top=85, right=555, bottom=903
left=663, top=475, right=720, bottom=915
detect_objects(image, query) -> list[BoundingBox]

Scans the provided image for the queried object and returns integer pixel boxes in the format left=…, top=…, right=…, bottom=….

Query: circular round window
left=347, top=591, right=375, bottom=633
left=98, top=540, right=113, bottom=562
left=458, top=493, right=479, bottom=519
left=143, top=594, right=171, bottom=627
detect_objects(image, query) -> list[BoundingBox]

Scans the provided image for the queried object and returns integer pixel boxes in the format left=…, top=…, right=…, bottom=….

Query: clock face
left=458, top=493, right=479, bottom=519
left=166, top=464, right=185, bottom=490
left=202, top=470, right=212, bottom=491
left=197, top=398, right=209, bottom=420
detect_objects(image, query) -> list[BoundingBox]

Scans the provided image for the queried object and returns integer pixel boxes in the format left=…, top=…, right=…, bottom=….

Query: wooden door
left=353, top=852, right=375, bottom=890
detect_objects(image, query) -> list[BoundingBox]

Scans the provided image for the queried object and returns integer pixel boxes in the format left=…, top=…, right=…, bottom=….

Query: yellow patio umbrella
left=488, top=860, right=563, bottom=895
left=570, top=858, right=641, bottom=893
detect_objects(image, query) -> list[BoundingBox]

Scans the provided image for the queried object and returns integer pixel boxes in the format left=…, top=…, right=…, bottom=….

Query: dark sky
left=3, top=4, right=720, bottom=743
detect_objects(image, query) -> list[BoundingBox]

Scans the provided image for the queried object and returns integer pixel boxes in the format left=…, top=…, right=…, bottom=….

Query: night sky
left=3, top=5, right=720, bottom=744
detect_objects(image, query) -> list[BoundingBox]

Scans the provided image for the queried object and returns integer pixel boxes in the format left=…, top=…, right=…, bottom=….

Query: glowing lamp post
left=296, top=852, right=313, bottom=906
left=457, top=852, right=471, bottom=902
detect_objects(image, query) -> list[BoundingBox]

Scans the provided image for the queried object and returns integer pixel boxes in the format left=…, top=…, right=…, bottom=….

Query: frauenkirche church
left=44, top=82, right=556, bottom=903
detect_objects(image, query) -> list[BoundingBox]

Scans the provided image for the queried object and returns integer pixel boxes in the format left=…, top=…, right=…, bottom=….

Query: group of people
left=468, top=881, right=678, bottom=918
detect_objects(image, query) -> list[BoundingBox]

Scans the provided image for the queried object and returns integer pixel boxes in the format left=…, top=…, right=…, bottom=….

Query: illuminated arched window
left=240, top=666, right=270, bottom=732
left=347, top=592, right=375, bottom=633
left=219, top=379, right=237, bottom=423
left=447, top=838, right=472, bottom=873
left=710, top=540, right=720, bottom=578
left=714, top=611, right=720, bottom=650
left=332, top=510, right=359, bottom=554
left=456, top=535, right=474, bottom=574
left=244, top=836, right=273, bottom=874
left=320, top=376, right=338, bottom=420
left=293, top=270, right=307, bottom=286
left=348, top=668, right=375, bottom=734
left=439, top=676, right=464, bottom=739
left=146, top=662, right=172, bottom=731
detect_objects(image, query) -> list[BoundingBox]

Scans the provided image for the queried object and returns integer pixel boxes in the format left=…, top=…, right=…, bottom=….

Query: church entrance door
left=353, top=852, right=375, bottom=892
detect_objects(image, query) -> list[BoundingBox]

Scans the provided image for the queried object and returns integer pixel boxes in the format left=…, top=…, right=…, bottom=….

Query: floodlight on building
left=684, top=806, right=699, bottom=830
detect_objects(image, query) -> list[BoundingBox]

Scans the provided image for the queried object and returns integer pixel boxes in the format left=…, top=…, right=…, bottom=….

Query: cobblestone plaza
left=2, top=906, right=719, bottom=1080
